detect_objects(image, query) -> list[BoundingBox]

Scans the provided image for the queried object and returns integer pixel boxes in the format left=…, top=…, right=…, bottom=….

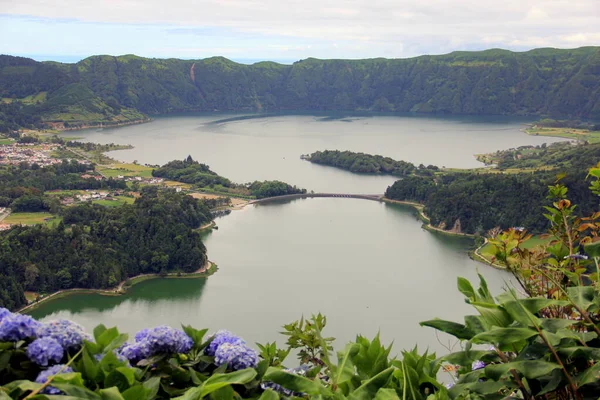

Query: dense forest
left=0, top=187, right=212, bottom=310
left=385, top=143, right=600, bottom=234
left=153, top=156, right=305, bottom=198
left=307, top=150, right=439, bottom=176
left=1, top=47, right=600, bottom=130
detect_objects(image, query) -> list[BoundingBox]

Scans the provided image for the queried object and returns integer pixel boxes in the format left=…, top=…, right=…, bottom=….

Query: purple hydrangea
left=27, top=337, right=64, bottom=366
left=35, top=365, right=74, bottom=394
left=0, top=313, right=41, bottom=341
left=36, top=320, right=91, bottom=350
left=214, top=343, right=258, bottom=370
left=0, top=307, right=11, bottom=322
left=119, top=326, right=193, bottom=364
left=94, top=351, right=130, bottom=365
left=472, top=360, right=486, bottom=370
left=205, top=330, right=245, bottom=356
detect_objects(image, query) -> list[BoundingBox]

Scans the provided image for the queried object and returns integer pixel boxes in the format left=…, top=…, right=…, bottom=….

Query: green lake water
left=33, top=113, right=562, bottom=354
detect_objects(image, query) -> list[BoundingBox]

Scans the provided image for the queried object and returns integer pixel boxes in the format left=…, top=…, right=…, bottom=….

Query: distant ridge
left=1, top=47, right=599, bottom=131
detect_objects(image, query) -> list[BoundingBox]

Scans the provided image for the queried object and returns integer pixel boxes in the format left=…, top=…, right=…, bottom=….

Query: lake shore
left=18, top=260, right=216, bottom=314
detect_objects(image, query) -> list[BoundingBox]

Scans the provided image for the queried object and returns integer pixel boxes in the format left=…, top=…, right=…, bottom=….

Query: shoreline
left=18, top=260, right=216, bottom=314
left=381, top=198, right=475, bottom=238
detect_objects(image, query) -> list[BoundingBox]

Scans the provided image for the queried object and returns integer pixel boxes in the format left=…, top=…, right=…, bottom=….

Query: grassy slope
left=4, top=212, right=62, bottom=226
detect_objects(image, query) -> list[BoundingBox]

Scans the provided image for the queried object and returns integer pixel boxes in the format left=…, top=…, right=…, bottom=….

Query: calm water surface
left=36, top=113, right=556, bottom=353
left=31, top=199, right=514, bottom=354
left=63, top=113, right=563, bottom=194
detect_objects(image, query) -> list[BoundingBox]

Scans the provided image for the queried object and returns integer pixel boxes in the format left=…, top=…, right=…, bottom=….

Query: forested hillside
left=0, top=187, right=212, bottom=310
left=1, top=47, right=600, bottom=131
left=385, top=142, right=600, bottom=234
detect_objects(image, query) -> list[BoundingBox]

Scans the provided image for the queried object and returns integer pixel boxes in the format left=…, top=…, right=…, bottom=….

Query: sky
left=0, top=0, right=599, bottom=64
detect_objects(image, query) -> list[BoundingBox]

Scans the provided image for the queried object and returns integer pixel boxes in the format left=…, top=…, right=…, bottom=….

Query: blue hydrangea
left=27, top=337, right=64, bottom=366
left=214, top=343, right=258, bottom=370
left=205, top=330, right=245, bottom=356
left=119, top=326, right=193, bottom=364
left=0, top=313, right=41, bottom=341
left=0, top=307, right=11, bottom=322
left=36, top=320, right=91, bottom=350
left=472, top=360, right=486, bottom=370
left=35, top=365, right=74, bottom=394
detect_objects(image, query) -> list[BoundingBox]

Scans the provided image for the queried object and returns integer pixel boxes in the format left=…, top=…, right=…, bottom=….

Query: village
left=0, top=142, right=91, bottom=167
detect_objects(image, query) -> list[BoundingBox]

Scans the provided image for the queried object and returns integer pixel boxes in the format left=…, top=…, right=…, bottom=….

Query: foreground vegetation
left=1, top=171, right=600, bottom=399
left=1, top=47, right=600, bottom=131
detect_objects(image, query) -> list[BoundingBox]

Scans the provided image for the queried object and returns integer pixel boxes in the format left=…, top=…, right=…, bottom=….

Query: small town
left=0, top=143, right=91, bottom=167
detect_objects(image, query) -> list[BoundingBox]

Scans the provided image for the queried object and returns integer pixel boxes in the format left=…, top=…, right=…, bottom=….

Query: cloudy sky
left=0, top=0, right=598, bottom=63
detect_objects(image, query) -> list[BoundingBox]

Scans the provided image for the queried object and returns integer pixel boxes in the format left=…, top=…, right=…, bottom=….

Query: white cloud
left=0, top=0, right=598, bottom=59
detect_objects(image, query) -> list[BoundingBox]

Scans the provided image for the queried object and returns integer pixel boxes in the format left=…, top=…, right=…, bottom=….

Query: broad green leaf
left=52, top=383, right=101, bottom=399
left=98, top=387, right=125, bottom=400
left=485, top=360, right=560, bottom=380
left=209, top=386, right=235, bottom=400
left=142, top=377, right=160, bottom=400
left=471, top=302, right=512, bottom=328
left=574, top=361, right=600, bottom=387
left=82, top=348, right=100, bottom=381
left=198, top=368, right=257, bottom=397
left=566, top=286, right=596, bottom=311
left=104, top=334, right=129, bottom=354
left=471, top=327, right=538, bottom=346
left=419, top=319, right=474, bottom=340
left=265, top=367, right=328, bottom=396
left=97, top=327, right=120, bottom=349
left=258, top=389, right=280, bottom=400
left=94, top=325, right=108, bottom=343
left=374, top=388, right=400, bottom=400
left=348, top=367, right=394, bottom=400
left=443, top=350, right=496, bottom=366
left=104, top=368, right=136, bottom=392
left=52, top=373, right=85, bottom=387
left=122, top=385, right=148, bottom=400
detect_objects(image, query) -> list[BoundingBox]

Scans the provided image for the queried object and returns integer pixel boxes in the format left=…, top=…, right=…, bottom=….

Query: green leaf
left=51, top=383, right=101, bottom=399
left=142, top=377, right=160, bottom=400
left=97, top=327, right=120, bottom=349
left=82, top=348, right=100, bottom=381
left=471, top=302, right=512, bottom=328
left=485, top=360, right=560, bottom=380
left=584, top=240, right=600, bottom=258
left=122, top=385, right=148, bottom=400
left=198, top=368, right=258, bottom=397
left=94, top=325, right=108, bottom=342
left=209, top=386, right=235, bottom=400
left=419, top=319, right=475, bottom=340
left=574, top=361, right=600, bottom=387
left=104, top=334, right=129, bottom=354
left=348, top=367, right=394, bottom=400
left=471, top=327, right=538, bottom=346
left=258, top=389, right=280, bottom=400
left=264, top=367, right=328, bottom=396
left=443, top=350, right=496, bottom=366
left=333, top=343, right=360, bottom=386
left=566, top=286, right=596, bottom=311
left=104, top=368, right=136, bottom=392
left=457, top=277, right=476, bottom=299
left=181, top=325, right=208, bottom=350
left=98, top=387, right=126, bottom=400
left=373, top=388, right=400, bottom=400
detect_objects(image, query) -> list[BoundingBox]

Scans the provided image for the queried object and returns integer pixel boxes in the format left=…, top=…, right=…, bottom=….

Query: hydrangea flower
left=94, top=351, right=130, bottom=365
left=0, top=307, right=11, bottom=322
left=205, top=330, right=245, bottom=356
left=0, top=313, right=41, bottom=341
left=36, top=320, right=91, bottom=350
left=214, top=343, right=258, bottom=370
left=27, top=337, right=64, bottom=366
left=472, top=360, right=486, bottom=370
left=119, top=326, right=193, bottom=364
left=35, top=365, right=74, bottom=395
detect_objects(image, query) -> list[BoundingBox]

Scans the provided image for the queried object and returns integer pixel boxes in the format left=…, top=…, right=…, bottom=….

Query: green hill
left=1, top=47, right=600, bottom=131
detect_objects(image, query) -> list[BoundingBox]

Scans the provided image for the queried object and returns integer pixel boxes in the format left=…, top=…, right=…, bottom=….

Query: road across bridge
left=249, top=193, right=383, bottom=204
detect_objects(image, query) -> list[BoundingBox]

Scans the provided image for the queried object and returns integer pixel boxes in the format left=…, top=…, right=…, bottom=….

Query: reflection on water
left=30, top=277, right=207, bottom=317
